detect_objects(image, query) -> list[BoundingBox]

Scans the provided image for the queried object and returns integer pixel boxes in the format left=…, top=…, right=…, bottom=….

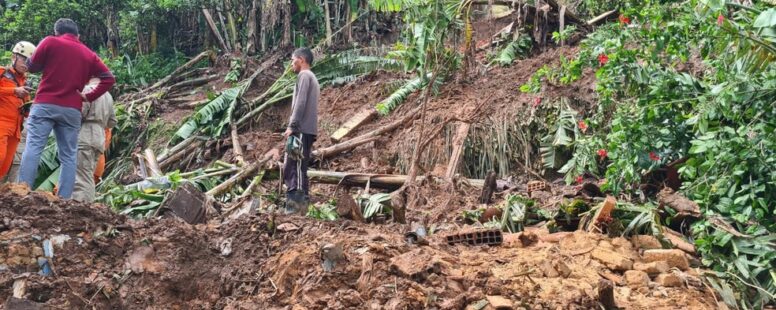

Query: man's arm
left=26, top=37, right=49, bottom=73
left=287, top=73, right=311, bottom=133
left=84, top=55, right=116, bottom=102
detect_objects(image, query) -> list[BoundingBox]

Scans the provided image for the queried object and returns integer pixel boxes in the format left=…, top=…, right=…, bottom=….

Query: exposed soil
left=1, top=186, right=720, bottom=309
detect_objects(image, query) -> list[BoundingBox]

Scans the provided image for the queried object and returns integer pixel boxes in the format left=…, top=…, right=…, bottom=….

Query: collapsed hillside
left=0, top=186, right=719, bottom=309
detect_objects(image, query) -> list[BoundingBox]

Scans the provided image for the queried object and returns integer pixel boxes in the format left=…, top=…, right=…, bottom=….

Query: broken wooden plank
left=331, top=107, right=378, bottom=142
left=445, top=122, right=471, bottom=179
left=657, top=188, right=701, bottom=219
left=586, top=196, right=617, bottom=232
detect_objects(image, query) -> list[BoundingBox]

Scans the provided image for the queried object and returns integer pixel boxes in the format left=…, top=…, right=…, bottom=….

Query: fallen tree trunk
left=308, top=170, right=505, bottom=190
left=206, top=149, right=275, bottom=197
left=146, top=51, right=211, bottom=92
left=330, top=107, right=378, bottom=142
left=313, top=104, right=424, bottom=159
left=587, top=9, right=618, bottom=26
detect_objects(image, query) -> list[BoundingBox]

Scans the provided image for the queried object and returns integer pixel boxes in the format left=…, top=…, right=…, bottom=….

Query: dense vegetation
left=1, top=0, right=773, bottom=308
left=522, top=1, right=775, bottom=307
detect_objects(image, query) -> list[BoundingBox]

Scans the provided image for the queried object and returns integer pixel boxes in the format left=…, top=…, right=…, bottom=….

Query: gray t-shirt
left=287, top=70, right=319, bottom=135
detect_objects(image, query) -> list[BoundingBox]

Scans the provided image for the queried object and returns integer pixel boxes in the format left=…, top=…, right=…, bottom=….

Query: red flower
left=533, top=97, right=542, bottom=108
left=578, top=120, right=588, bottom=133
left=598, top=53, right=609, bottom=66
left=619, top=15, right=631, bottom=25
left=576, top=175, right=584, bottom=184
left=597, top=149, right=608, bottom=159
left=717, top=14, right=724, bottom=26
left=649, top=151, right=660, bottom=161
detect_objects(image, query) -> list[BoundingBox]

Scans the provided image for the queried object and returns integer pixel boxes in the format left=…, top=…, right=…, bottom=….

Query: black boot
left=284, top=190, right=304, bottom=215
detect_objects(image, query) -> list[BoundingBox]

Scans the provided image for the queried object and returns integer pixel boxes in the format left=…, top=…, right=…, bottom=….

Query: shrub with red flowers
left=619, top=15, right=631, bottom=25
left=597, top=149, right=608, bottom=159
left=597, top=53, right=609, bottom=66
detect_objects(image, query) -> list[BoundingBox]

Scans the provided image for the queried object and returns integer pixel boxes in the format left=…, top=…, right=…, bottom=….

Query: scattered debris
left=598, top=278, right=617, bottom=310
left=162, top=182, right=207, bottom=224
left=591, top=248, right=633, bottom=271
left=655, top=272, right=684, bottom=288
left=219, top=237, right=233, bottom=257
left=624, top=270, right=650, bottom=288
left=634, top=261, right=669, bottom=275
left=486, top=295, right=513, bottom=310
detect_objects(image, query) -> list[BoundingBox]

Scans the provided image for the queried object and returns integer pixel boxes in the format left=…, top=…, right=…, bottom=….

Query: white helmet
left=12, top=41, right=36, bottom=58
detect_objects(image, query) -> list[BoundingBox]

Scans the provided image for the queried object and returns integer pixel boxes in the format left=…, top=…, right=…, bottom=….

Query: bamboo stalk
left=206, top=158, right=269, bottom=197
left=231, top=123, right=246, bottom=166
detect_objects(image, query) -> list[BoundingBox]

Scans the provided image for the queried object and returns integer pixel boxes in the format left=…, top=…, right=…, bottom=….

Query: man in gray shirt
left=283, top=47, right=319, bottom=213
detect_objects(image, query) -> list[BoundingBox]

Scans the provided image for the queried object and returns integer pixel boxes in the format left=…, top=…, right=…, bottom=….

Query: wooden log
left=307, top=170, right=501, bottom=190
left=445, top=122, right=471, bottom=179
left=206, top=150, right=274, bottom=197
left=231, top=124, right=246, bottom=166
left=146, top=51, right=211, bottom=92
left=202, top=8, right=230, bottom=52
left=144, top=149, right=163, bottom=177
left=136, top=154, right=149, bottom=178
left=159, top=140, right=204, bottom=170
left=356, top=254, right=374, bottom=295
left=330, top=107, right=378, bottom=142
left=314, top=103, right=424, bottom=159
left=587, top=9, right=618, bottom=26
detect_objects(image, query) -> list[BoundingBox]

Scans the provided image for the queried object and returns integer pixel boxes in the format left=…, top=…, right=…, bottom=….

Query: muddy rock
left=624, top=270, right=650, bottom=288
left=655, top=273, right=684, bottom=287
left=390, top=248, right=441, bottom=281
left=553, top=260, right=572, bottom=278
left=642, top=249, right=689, bottom=271
left=591, top=248, right=633, bottom=271
left=634, top=261, right=669, bottom=275
left=486, top=295, right=513, bottom=310
left=631, top=235, right=662, bottom=250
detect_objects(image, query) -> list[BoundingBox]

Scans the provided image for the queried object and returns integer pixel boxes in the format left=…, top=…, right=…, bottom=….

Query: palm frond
left=376, top=77, right=424, bottom=115
left=491, top=35, right=533, bottom=67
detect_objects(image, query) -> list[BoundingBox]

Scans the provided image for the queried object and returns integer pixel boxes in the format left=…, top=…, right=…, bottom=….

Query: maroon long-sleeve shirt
left=26, top=34, right=115, bottom=110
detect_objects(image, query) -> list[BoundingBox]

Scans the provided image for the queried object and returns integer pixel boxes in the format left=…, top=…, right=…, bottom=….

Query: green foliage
left=499, top=195, right=534, bottom=233
left=461, top=208, right=484, bottom=223
left=490, top=34, right=532, bottom=67
left=551, top=25, right=577, bottom=43
left=526, top=1, right=776, bottom=307
left=307, top=200, right=339, bottom=221
left=224, top=58, right=243, bottom=84
left=102, top=51, right=192, bottom=93
left=357, top=193, right=392, bottom=219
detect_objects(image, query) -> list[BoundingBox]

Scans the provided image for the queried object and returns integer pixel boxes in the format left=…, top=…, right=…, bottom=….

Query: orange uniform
left=0, top=67, right=28, bottom=179
left=93, top=128, right=112, bottom=183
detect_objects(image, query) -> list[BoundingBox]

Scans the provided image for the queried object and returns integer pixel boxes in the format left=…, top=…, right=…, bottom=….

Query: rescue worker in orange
left=0, top=42, right=36, bottom=180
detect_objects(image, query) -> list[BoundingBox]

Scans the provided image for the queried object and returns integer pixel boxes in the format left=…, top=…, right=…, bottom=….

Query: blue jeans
left=18, top=104, right=81, bottom=199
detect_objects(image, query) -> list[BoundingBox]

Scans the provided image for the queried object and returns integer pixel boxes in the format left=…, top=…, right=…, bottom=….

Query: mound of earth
left=0, top=187, right=719, bottom=309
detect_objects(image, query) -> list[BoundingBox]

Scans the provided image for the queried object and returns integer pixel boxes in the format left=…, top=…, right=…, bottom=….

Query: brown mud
left=1, top=185, right=719, bottom=309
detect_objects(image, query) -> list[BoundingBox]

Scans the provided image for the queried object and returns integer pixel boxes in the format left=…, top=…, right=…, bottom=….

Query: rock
left=553, top=260, right=572, bottom=278
left=541, top=260, right=559, bottom=278
left=486, top=295, right=513, bottom=310
left=390, top=248, right=441, bottom=281
left=591, top=248, right=633, bottom=271
left=631, top=235, right=662, bottom=250
left=642, top=249, right=689, bottom=270
left=634, top=261, right=669, bottom=275
left=655, top=273, right=684, bottom=287
left=4, top=297, right=47, bottom=310
left=624, top=270, right=649, bottom=288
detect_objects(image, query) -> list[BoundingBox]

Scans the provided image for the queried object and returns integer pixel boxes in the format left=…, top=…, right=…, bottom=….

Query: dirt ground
left=0, top=184, right=720, bottom=309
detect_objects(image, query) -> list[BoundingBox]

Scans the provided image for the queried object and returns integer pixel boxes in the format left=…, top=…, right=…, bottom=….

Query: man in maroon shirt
left=17, top=18, right=115, bottom=199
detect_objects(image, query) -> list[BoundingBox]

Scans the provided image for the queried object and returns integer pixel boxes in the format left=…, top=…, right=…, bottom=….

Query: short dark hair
left=54, top=18, right=79, bottom=36
left=293, top=48, right=314, bottom=66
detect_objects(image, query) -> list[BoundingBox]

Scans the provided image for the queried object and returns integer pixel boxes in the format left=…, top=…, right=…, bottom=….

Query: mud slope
left=1, top=187, right=718, bottom=309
